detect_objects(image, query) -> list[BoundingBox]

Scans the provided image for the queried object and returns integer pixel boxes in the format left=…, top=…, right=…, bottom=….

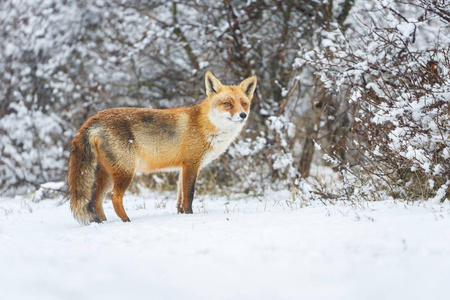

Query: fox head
left=205, top=71, right=257, bottom=130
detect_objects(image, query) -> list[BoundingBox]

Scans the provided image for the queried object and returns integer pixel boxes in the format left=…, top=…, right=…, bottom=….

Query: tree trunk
left=298, top=92, right=326, bottom=177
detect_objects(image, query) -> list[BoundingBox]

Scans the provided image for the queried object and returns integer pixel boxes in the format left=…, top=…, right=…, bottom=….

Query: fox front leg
left=177, top=164, right=198, bottom=214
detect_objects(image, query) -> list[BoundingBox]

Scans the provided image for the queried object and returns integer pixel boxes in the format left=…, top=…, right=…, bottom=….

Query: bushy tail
left=68, top=128, right=101, bottom=225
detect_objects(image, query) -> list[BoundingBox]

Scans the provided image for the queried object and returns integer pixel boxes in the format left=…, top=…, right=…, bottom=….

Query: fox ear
left=239, top=75, right=257, bottom=99
left=205, top=71, right=222, bottom=97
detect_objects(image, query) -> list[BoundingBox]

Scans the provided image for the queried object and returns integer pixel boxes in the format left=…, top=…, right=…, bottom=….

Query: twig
left=277, top=80, right=298, bottom=116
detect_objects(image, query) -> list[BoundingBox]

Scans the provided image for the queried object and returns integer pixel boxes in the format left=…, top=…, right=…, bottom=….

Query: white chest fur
left=201, top=126, right=243, bottom=168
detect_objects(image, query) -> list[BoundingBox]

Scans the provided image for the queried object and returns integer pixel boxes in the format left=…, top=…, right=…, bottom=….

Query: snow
left=1, top=190, right=450, bottom=300
left=397, top=23, right=415, bottom=38
left=40, top=181, right=66, bottom=189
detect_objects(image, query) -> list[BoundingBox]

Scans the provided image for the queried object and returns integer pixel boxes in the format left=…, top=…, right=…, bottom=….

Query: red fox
left=68, top=71, right=257, bottom=224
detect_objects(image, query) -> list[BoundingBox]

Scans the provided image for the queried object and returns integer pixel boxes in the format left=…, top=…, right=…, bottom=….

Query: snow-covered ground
left=1, top=189, right=449, bottom=300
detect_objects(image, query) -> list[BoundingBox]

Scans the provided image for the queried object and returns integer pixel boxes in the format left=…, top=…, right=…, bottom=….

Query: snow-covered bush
left=0, top=102, right=69, bottom=194
left=302, top=0, right=450, bottom=201
left=265, top=116, right=298, bottom=181
left=223, top=116, right=298, bottom=194
left=3, top=0, right=446, bottom=202
left=0, top=0, right=320, bottom=195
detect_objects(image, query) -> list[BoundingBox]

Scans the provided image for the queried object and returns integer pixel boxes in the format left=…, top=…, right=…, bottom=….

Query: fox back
left=68, top=71, right=257, bottom=224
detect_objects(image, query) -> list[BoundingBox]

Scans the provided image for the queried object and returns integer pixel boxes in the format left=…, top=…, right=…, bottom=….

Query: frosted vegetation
left=0, top=0, right=448, bottom=203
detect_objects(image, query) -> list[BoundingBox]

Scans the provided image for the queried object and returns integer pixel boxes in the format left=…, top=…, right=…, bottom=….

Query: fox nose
left=239, top=112, right=247, bottom=119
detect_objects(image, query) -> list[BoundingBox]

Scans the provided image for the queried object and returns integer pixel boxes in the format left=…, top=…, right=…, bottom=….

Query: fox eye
left=242, top=103, right=248, bottom=107
left=224, top=102, right=232, bottom=107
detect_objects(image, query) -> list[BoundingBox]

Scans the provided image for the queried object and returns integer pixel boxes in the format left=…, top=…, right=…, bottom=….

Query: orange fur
left=68, top=71, right=257, bottom=224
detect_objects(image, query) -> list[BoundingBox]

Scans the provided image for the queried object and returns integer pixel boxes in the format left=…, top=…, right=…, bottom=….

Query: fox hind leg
left=111, top=170, right=134, bottom=222
left=93, top=164, right=113, bottom=221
